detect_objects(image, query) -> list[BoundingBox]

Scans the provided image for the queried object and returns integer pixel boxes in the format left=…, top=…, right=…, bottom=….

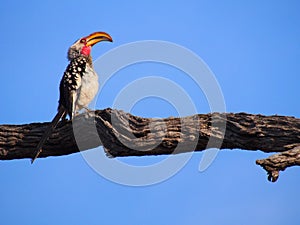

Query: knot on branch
left=256, top=146, right=300, bottom=182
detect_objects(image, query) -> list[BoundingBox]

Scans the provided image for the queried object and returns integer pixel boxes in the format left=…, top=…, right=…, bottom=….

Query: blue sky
left=1, top=0, right=300, bottom=224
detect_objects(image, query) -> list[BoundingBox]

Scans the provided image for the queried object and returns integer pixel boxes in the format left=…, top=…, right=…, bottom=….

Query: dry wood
left=1, top=108, right=299, bottom=182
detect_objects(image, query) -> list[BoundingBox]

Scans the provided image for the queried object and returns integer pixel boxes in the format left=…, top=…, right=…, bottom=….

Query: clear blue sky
left=1, top=0, right=300, bottom=224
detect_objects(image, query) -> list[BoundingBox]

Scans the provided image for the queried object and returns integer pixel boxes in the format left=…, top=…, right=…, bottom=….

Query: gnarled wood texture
left=1, top=108, right=300, bottom=182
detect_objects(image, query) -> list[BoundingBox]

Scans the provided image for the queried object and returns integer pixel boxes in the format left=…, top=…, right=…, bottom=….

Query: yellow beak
left=85, top=32, right=113, bottom=47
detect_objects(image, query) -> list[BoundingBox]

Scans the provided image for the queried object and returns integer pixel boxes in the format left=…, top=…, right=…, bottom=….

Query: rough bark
left=1, top=108, right=300, bottom=182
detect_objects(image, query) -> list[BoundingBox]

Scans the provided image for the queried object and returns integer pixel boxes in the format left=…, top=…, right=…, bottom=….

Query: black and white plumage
left=31, top=32, right=112, bottom=163
left=60, top=56, right=88, bottom=119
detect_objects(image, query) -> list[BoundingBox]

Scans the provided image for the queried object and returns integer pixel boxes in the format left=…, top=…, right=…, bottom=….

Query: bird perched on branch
left=31, top=32, right=113, bottom=163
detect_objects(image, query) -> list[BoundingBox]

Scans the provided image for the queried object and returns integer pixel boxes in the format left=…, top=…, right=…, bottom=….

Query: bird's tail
left=31, top=107, right=66, bottom=164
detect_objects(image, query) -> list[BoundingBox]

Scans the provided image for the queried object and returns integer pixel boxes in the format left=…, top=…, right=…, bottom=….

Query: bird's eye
left=80, top=38, right=87, bottom=43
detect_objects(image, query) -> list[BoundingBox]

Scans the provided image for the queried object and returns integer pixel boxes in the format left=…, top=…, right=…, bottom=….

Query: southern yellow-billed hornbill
left=32, top=32, right=113, bottom=163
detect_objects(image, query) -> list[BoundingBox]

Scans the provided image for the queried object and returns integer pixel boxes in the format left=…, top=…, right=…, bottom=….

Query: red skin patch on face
left=81, top=46, right=91, bottom=55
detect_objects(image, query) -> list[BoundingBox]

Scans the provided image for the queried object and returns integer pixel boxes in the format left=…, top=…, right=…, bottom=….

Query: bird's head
left=67, top=31, right=113, bottom=61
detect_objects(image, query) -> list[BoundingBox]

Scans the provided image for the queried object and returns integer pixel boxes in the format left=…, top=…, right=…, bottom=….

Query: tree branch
left=1, top=108, right=300, bottom=182
left=256, top=146, right=300, bottom=182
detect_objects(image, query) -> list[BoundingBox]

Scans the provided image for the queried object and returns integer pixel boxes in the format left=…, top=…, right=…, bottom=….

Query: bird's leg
left=61, top=112, right=68, bottom=122
left=83, top=106, right=95, bottom=118
left=83, top=106, right=92, bottom=112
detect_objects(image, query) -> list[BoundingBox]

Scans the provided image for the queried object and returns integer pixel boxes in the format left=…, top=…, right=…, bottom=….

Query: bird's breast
left=76, top=66, right=99, bottom=109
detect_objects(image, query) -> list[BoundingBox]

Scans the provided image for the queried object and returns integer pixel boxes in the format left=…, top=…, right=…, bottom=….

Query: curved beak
left=85, top=32, right=113, bottom=47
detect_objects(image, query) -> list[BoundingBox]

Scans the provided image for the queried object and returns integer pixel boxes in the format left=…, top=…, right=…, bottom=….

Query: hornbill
left=31, top=32, right=113, bottom=163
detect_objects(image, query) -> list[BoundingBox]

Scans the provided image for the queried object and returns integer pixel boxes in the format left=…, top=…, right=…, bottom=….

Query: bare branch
left=1, top=108, right=299, bottom=181
left=256, top=146, right=300, bottom=182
